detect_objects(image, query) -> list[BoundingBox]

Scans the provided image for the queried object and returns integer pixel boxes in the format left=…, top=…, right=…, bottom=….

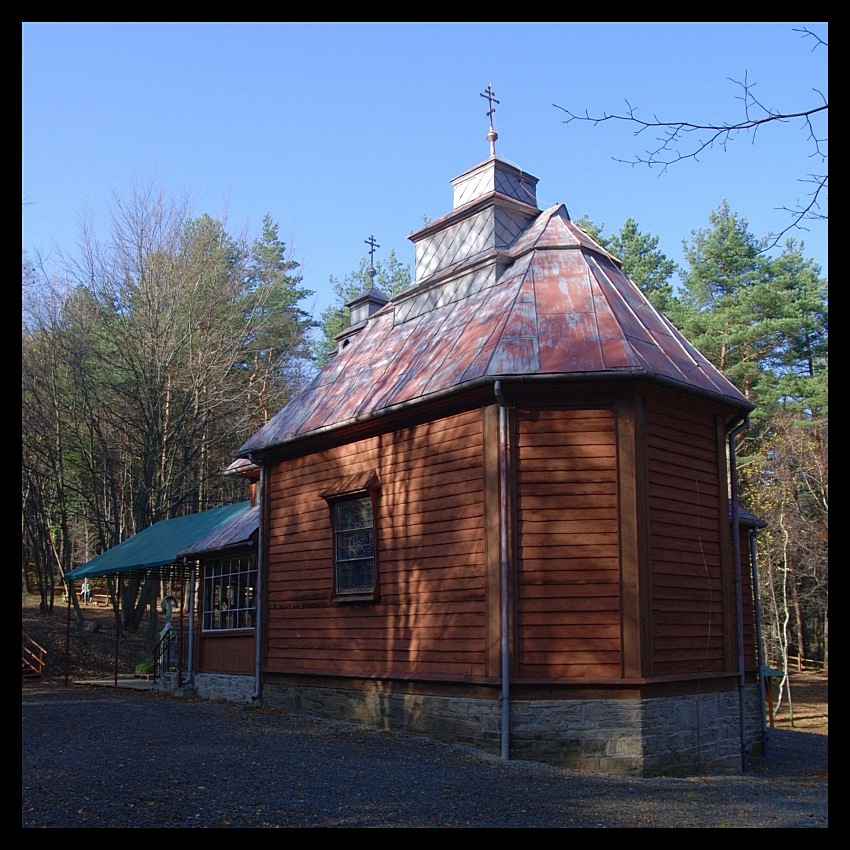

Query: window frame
left=201, top=553, right=258, bottom=632
left=321, top=471, right=380, bottom=603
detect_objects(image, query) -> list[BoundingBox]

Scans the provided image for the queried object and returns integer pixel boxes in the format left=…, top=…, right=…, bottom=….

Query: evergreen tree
left=241, top=214, right=317, bottom=427
left=673, top=202, right=828, bottom=427
left=573, top=214, right=604, bottom=244
left=671, top=201, right=769, bottom=405
left=606, top=218, right=677, bottom=313
left=312, top=248, right=411, bottom=366
left=763, top=241, right=828, bottom=421
left=574, top=215, right=677, bottom=312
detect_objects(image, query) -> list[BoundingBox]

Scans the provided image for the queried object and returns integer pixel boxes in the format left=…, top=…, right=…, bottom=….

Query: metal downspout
left=727, top=415, right=749, bottom=772
left=184, top=558, right=196, bottom=685
left=112, top=575, right=121, bottom=687
left=251, top=459, right=265, bottom=702
left=63, top=580, right=72, bottom=687
left=749, top=527, right=770, bottom=756
left=494, top=381, right=511, bottom=760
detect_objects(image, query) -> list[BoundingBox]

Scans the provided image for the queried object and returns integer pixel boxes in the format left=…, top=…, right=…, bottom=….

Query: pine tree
left=241, top=214, right=317, bottom=427
left=312, top=249, right=411, bottom=366
left=671, top=201, right=768, bottom=405
left=574, top=215, right=676, bottom=313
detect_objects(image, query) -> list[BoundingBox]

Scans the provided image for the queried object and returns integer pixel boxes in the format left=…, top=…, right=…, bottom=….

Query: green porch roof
left=64, top=502, right=252, bottom=581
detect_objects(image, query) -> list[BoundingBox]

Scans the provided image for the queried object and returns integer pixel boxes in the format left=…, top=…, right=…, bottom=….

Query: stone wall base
left=192, top=672, right=256, bottom=703
left=153, top=672, right=196, bottom=698
left=260, top=680, right=764, bottom=777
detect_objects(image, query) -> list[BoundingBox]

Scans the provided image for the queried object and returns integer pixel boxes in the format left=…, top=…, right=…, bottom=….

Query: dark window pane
left=338, top=559, right=376, bottom=592
left=334, top=496, right=375, bottom=594
left=337, top=528, right=374, bottom=561
left=336, top=499, right=373, bottom=531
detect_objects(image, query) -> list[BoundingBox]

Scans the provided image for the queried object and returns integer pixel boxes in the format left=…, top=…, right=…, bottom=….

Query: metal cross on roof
left=480, top=84, right=500, bottom=156
left=365, top=235, right=380, bottom=266
left=364, top=235, right=380, bottom=286
left=480, top=84, right=499, bottom=128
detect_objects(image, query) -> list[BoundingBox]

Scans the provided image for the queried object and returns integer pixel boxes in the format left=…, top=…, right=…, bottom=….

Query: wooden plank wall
left=264, top=409, right=489, bottom=680
left=738, top=526, right=759, bottom=673
left=198, top=633, right=256, bottom=674
left=515, top=408, right=622, bottom=680
left=645, top=401, right=729, bottom=675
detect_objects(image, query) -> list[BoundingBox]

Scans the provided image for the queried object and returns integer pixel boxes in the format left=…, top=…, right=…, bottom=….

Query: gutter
left=183, top=557, right=196, bottom=686
left=251, top=458, right=265, bottom=702
left=749, top=526, right=770, bottom=756
left=241, top=372, right=752, bottom=462
left=494, top=380, right=511, bottom=760
left=726, top=414, right=749, bottom=772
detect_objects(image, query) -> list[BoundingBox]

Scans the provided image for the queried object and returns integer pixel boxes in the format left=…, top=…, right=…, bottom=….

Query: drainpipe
left=749, top=527, right=770, bottom=756
left=64, top=580, right=72, bottom=687
left=183, top=557, right=196, bottom=686
left=251, top=457, right=265, bottom=702
left=726, top=415, right=749, bottom=772
left=494, top=381, right=511, bottom=760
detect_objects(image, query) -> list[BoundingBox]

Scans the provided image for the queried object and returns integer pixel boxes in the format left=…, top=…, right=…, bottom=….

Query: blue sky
left=22, top=22, right=828, bottom=319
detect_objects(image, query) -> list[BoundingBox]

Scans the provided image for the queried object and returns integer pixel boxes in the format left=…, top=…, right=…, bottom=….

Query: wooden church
left=185, top=99, right=764, bottom=777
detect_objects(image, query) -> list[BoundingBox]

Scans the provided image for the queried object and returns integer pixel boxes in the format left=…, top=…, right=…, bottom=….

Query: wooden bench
left=51, top=585, right=110, bottom=605
left=54, top=585, right=80, bottom=602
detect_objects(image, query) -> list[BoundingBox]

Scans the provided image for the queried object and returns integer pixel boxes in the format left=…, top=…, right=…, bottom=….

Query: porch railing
left=22, top=630, right=47, bottom=679
left=154, top=627, right=179, bottom=678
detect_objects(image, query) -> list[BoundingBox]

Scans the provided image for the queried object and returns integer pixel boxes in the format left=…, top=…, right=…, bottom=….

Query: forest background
left=22, top=29, right=827, bottom=703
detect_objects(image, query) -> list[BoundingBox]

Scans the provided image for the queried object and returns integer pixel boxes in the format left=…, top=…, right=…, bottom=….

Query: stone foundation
left=508, top=689, right=756, bottom=776
left=153, top=671, right=196, bottom=698
left=172, top=670, right=764, bottom=776
left=192, top=672, right=256, bottom=703
left=260, top=680, right=764, bottom=777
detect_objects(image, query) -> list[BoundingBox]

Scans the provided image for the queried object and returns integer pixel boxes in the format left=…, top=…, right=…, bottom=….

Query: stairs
left=22, top=662, right=41, bottom=682
left=22, top=630, right=47, bottom=681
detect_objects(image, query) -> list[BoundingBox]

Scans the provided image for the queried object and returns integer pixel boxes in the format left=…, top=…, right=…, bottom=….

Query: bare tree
left=22, top=261, right=93, bottom=622
left=23, top=183, right=314, bottom=630
left=742, top=408, right=828, bottom=701
left=554, top=26, right=827, bottom=249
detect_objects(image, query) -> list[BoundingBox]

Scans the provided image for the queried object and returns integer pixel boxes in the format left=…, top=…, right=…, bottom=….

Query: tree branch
left=552, top=26, right=828, bottom=247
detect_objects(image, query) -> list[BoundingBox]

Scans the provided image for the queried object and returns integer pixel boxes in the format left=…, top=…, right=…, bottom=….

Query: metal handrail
left=154, top=627, right=179, bottom=678
left=22, top=630, right=47, bottom=679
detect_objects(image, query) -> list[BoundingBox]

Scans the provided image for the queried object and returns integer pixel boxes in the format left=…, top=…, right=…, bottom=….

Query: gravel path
left=22, top=682, right=827, bottom=829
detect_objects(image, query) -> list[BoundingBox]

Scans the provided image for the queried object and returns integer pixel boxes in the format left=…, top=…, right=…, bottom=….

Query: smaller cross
left=364, top=235, right=380, bottom=267
left=364, top=235, right=380, bottom=287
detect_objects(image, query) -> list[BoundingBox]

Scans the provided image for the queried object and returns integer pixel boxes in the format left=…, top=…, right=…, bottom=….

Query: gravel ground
left=22, top=682, right=827, bottom=828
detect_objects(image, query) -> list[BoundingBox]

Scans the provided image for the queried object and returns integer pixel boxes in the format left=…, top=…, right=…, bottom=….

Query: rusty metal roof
left=223, top=457, right=260, bottom=478
left=177, top=503, right=259, bottom=558
left=239, top=160, right=751, bottom=458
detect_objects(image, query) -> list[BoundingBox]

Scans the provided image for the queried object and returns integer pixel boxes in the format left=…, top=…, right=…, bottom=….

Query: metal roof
left=239, top=157, right=753, bottom=458
left=735, top=504, right=768, bottom=528
left=64, top=502, right=253, bottom=580
left=177, top=503, right=259, bottom=557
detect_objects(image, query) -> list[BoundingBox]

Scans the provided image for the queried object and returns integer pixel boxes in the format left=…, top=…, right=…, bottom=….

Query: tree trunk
left=791, top=573, right=806, bottom=670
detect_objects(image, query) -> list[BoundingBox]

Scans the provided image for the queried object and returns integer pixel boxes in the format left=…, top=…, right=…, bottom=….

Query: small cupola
left=334, top=236, right=390, bottom=354
left=407, top=85, right=540, bottom=284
